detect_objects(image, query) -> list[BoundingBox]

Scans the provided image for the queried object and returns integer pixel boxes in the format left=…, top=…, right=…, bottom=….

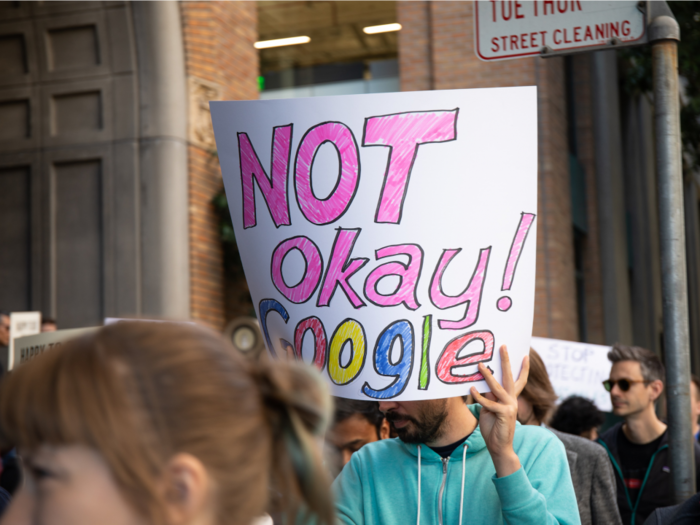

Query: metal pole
left=649, top=7, right=695, bottom=502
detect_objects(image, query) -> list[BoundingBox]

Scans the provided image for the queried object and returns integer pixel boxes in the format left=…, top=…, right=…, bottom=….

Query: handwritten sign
left=211, top=88, right=538, bottom=400
left=532, top=336, right=613, bottom=411
left=8, top=311, right=41, bottom=370
left=13, top=327, right=98, bottom=368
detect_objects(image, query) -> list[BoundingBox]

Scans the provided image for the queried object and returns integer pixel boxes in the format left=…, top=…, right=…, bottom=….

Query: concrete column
left=592, top=50, right=633, bottom=344
left=132, top=2, right=190, bottom=318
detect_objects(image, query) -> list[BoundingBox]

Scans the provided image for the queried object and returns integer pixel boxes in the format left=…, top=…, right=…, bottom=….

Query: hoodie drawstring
left=416, top=443, right=469, bottom=525
left=416, top=445, right=421, bottom=525
left=459, top=444, right=468, bottom=524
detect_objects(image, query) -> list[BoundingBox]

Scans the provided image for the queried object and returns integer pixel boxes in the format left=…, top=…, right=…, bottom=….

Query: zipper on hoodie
left=438, top=457, right=449, bottom=525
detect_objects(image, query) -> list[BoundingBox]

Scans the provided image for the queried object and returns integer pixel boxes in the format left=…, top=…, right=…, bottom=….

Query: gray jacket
left=549, top=427, right=623, bottom=525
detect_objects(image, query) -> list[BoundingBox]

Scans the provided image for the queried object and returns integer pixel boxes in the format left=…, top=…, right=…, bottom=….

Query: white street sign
left=475, top=1, right=647, bottom=61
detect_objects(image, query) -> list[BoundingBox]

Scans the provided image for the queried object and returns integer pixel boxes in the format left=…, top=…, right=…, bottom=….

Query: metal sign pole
left=648, top=3, right=695, bottom=502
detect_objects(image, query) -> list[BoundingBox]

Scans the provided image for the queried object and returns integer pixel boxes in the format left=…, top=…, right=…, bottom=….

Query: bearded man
left=332, top=347, right=581, bottom=525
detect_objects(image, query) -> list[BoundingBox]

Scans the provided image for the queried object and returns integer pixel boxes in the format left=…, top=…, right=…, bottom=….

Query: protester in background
left=40, top=316, right=57, bottom=332
left=550, top=396, right=606, bottom=441
left=598, top=344, right=700, bottom=525
left=0, top=322, right=334, bottom=525
left=329, top=398, right=390, bottom=470
left=334, top=348, right=582, bottom=524
left=518, top=349, right=622, bottom=525
left=690, top=375, right=700, bottom=442
left=0, top=312, right=9, bottom=376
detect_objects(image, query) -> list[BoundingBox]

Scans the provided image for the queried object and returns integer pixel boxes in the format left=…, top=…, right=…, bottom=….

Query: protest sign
left=211, top=88, right=538, bottom=400
left=104, top=317, right=194, bottom=325
left=8, top=311, right=41, bottom=370
left=12, top=327, right=97, bottom=368
left=531, top=336, right=612, bottom=412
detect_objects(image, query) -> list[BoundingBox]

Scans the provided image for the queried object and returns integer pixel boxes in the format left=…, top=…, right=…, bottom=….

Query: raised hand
left=470, top=346, right=529, bottom=478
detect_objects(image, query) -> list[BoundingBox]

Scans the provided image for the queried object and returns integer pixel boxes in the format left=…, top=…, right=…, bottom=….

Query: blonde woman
left=0, top=322, right=333, bottom=525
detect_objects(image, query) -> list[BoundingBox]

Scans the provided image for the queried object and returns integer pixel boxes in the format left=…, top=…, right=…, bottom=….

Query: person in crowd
left=333, top=347, right=582, bottom=524
left=598, top=344, right=700, bottom=525
left=518, top=349, right=622, bottom=525
left=690, top=375, right=700, bottom=442
left=0, top=312, right=9, bottom=375
left=0, top=322, right=334, bottom=525
left=329, top=398, right=390, bottom=470
left=550, top=396, right=606, bottom=441
left=40, top=316, right=57, bottom=332
left=643, top=492, right=700, bottom=525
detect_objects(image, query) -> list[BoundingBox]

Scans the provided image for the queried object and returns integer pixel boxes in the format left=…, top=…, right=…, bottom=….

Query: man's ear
left=649, top=379, right=664, bottom=402
left=379, top=418, right=391, bottom=440
left=160, top=453, right=213, bottom=525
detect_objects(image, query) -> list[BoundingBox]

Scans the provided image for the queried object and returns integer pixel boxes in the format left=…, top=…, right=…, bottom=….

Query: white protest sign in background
left=13, top=327, right=98, bottom=369
left=8, top=311, right=41, bottom=370
left=532, top=336, right=613, bottom=412
left=211, top=88, right=538, bottom=401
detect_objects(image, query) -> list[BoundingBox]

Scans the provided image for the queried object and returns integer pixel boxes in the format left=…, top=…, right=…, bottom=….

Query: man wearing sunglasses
left=597, top=344, right=700, bottom=525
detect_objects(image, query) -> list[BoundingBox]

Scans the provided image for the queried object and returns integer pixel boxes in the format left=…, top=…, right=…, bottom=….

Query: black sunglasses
left=602, top=378, right=651, bottom=392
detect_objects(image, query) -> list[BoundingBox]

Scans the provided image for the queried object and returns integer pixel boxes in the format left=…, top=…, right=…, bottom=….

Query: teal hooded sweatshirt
left=333, top=404, right=581, bottom=525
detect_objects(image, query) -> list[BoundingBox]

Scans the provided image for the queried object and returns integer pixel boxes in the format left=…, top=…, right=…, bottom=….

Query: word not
left=258, top=299, right=495, bottom=399
left=489, top=20, right=634, bottom=52
left=238, top=110, right=458, bottom=229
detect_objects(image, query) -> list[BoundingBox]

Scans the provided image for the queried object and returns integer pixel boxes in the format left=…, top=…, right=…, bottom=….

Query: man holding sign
left=212, top=87, right=577, bottom=523
left=334, top=347, right=579, bottom=524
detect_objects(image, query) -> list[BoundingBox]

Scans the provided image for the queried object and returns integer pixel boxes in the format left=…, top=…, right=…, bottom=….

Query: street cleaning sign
left=211, top=88, right=538, bottom=401
left=475, top=1, right=647, bottom=61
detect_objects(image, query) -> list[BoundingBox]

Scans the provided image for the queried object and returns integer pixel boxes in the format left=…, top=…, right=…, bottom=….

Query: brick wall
left=398, top=1, right=579, bottom=340
left=180, top=1, right=258, bottom=329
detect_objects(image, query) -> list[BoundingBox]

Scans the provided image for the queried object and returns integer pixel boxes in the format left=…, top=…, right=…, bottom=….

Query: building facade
left=1, top=1, right=699, bottom=371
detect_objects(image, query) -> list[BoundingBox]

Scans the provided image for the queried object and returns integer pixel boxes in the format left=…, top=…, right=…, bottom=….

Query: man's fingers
left=471, top=387, right=508, bottom=413
left=514, top=355, right=530, bottom=397
left=499, top=345, right=515, bottom=394
left=478, top=362, right=507, bottom=399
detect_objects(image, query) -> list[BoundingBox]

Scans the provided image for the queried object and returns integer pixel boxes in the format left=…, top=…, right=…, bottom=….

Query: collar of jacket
left=398, top=403, right=524, bottom=461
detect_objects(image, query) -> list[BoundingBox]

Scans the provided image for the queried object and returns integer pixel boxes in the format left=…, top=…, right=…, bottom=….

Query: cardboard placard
left=211, top=88, right=538, bottom=400
left=8, top=311, right=41, bottom=370
left=531, top=336, right=613, bottom=412
left=13, top=327, right=98, bottom=368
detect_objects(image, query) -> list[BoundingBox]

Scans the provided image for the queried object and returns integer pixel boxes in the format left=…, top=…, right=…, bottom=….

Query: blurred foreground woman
left=0, top=323, right=333, bottom=525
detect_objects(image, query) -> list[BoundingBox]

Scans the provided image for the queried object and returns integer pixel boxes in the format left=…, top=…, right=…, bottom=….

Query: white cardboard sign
left=211, top=88, right=538, bottom=400
left=475, top=1, right=646, bottom=61
left=532, top=336, right=613, bottom=412
left=13, top=328, right=98, bottom=368
left=8, top=311, right=41, bottom=370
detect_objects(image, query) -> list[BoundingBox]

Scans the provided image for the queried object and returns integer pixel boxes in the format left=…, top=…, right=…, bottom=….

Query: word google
left=237, top=109, right=535, bottom=399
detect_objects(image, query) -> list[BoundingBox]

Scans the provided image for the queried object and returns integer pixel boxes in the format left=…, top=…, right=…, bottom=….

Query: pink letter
left=271, top=236, right=323, bottom=304
left=363, top=109, right=458, bottom=224
left=318, top=228, right=369, bottom=308
left=238, top=125, right=292, bottom=229
left=364, top=244, right=423, bottom=310
left=429, top=247, right=491, bottom=330
left=295, top=122, right=360, bottom=225
left=294, top=316, right=327, bottom=370
left=436, top=330, right=494, bottom=384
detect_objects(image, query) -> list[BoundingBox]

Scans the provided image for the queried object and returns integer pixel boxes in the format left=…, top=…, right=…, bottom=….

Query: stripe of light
left=363, top=23, right=402, bottom=35
left=254, top=36, right=311, bottom=49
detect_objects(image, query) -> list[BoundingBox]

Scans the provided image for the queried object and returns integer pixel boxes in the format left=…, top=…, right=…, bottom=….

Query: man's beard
left=385, top=400, right=449, bottom=444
